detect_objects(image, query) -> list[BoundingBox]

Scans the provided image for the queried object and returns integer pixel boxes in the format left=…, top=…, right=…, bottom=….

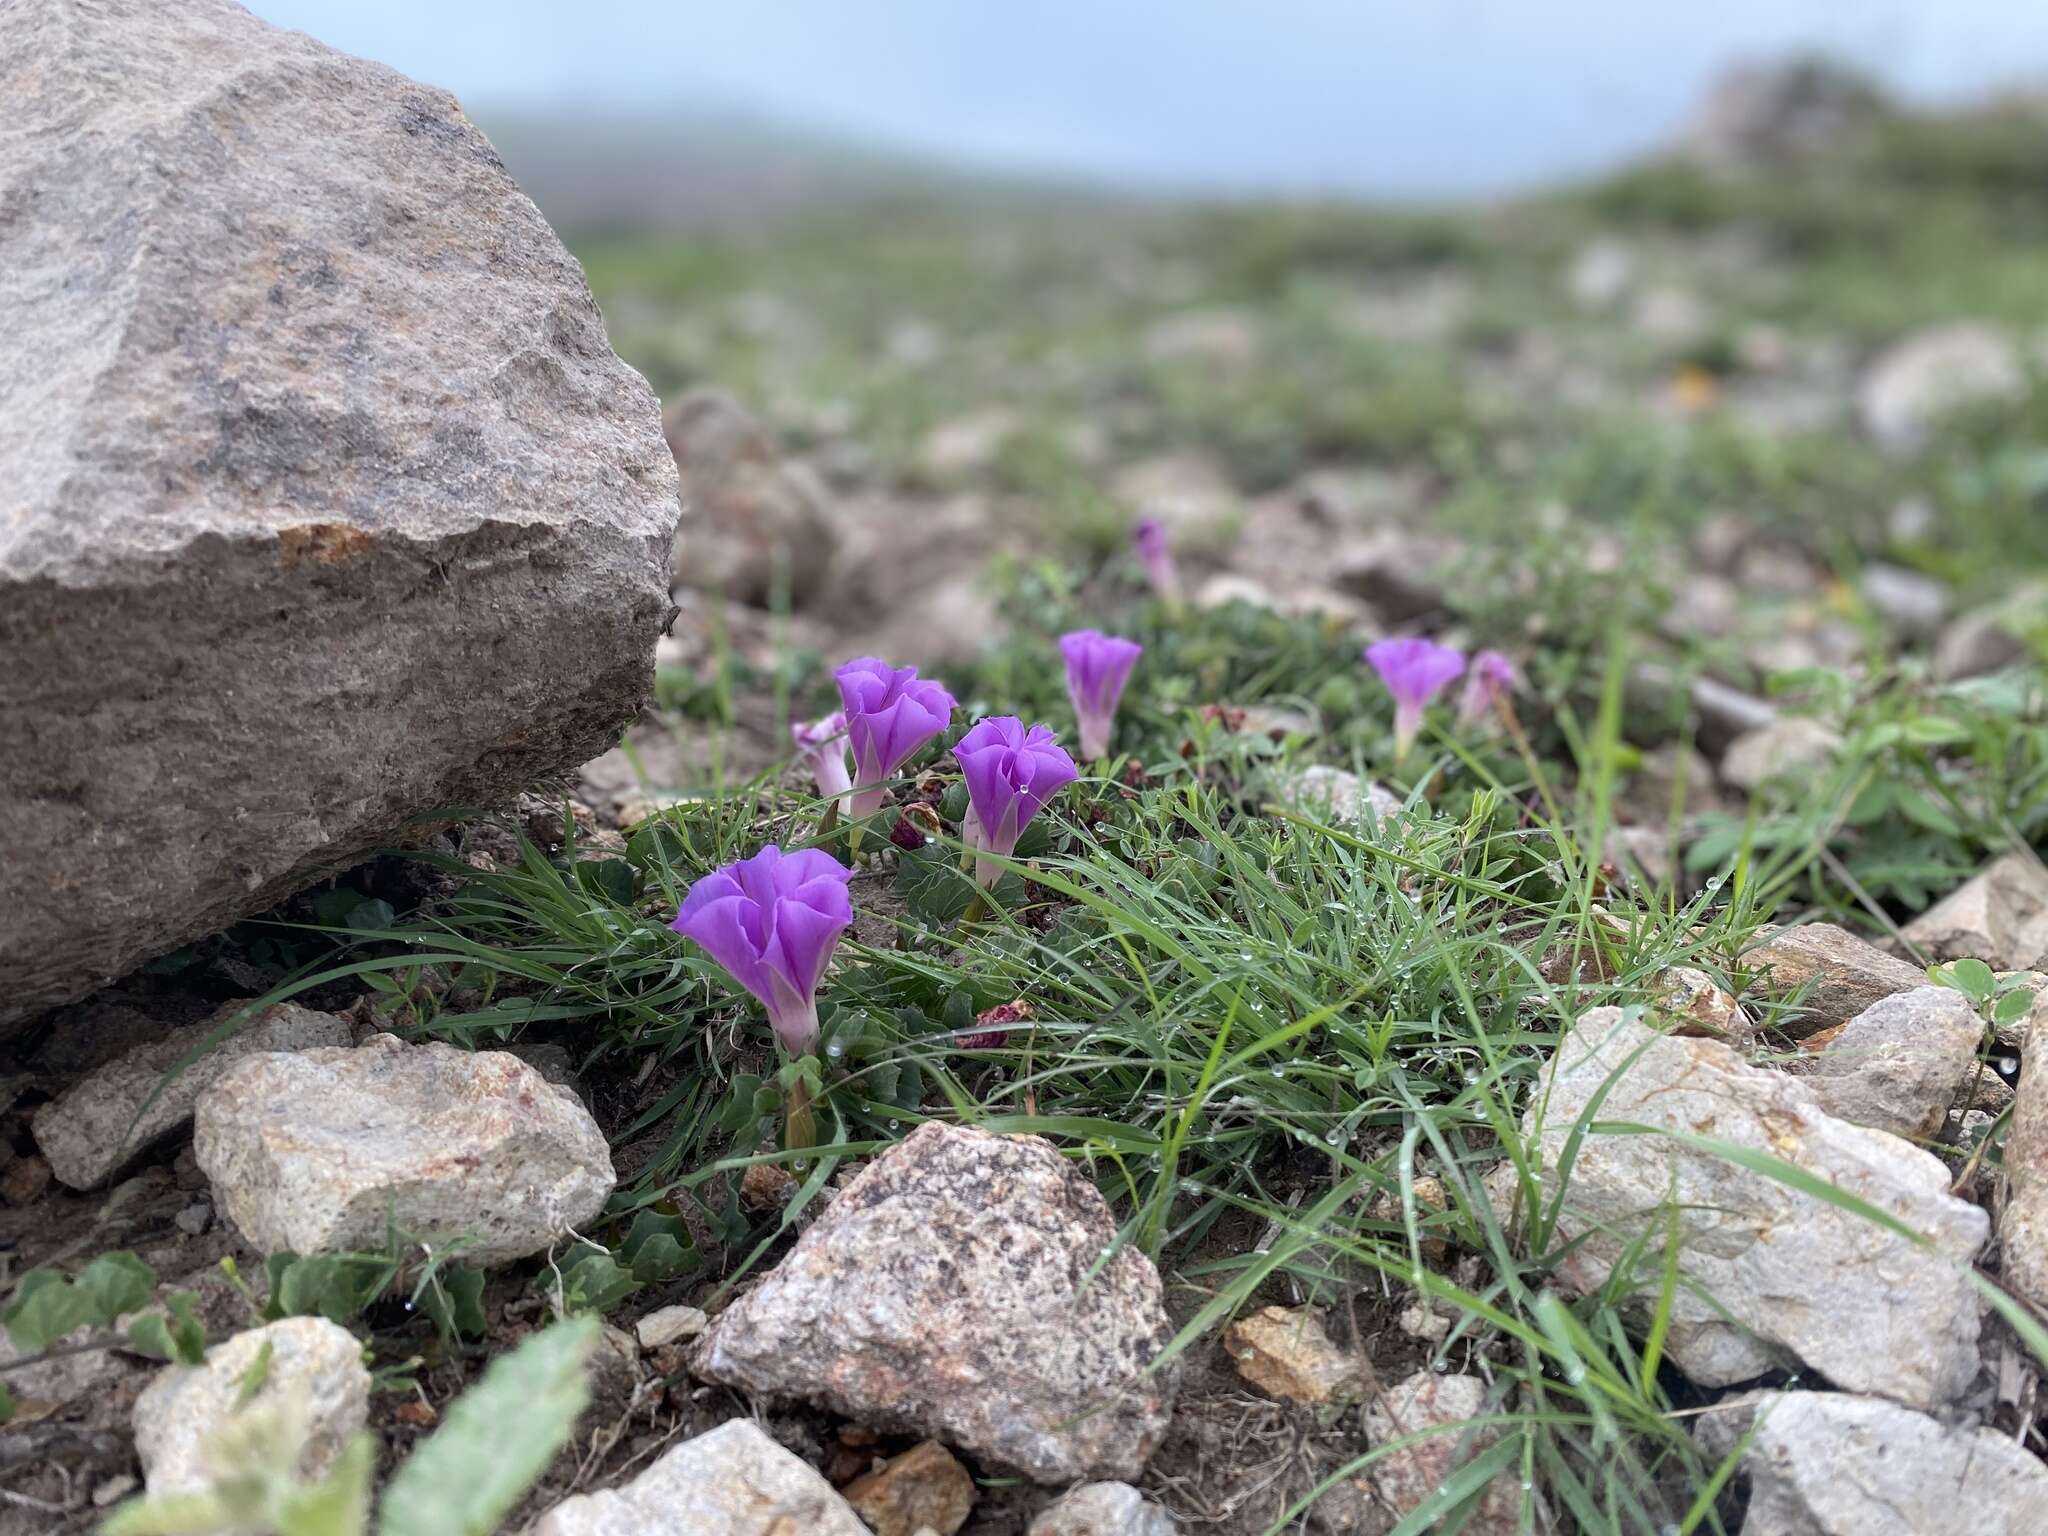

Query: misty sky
left=248, top=1, right=2048, bottom=197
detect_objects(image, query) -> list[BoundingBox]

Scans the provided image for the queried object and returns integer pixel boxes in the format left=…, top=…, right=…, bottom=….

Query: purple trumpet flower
left=1132, top=518, right=1181, bottom=605
left=1458, top=650, right=1519, bottom=726
left=1365, top=637, right=1466, bottom=762
left=952, top=717, right=1078, bottom=887
left=671, top=845, right=854, bottom=1056
left=791, top=711, right=853, bottom=813
left=1059, top=629, right=1144, bottom=761
left=833, top=657, right=957, bottom=820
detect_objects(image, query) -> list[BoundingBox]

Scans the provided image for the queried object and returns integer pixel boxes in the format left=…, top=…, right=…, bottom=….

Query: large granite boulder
left=0, top=0, right=679, bottom=1031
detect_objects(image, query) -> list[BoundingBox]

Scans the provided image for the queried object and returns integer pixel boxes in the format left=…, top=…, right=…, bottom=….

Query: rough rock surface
left=843, top=1440, right=977, bottom=1536
left=194, top=1034, right=614, bottom=1264
left=1281, top=766, right=1403, bottom=825
left=663, top=388, right=837, bottom=607
left=1998, top=975, right=2048, bottom=1309
left=1696, top=1391, right=2048, bottom=1535
left=692, top=1122, right=1177, bottom=1483
left=1684, top=60, right=1884, bottom=171
left=1359, top=1371, right=1522, bottom=1535
left=1898, top=851, right=2048, bottom=971
left=1519, top=1008, right=1987, bottom=1407
left=531, top=1419, right=869, bottom=1536
left=1332, top=531, right=1460, bottom=622
left=1798, top=985, right=1983, bottom=1141
left=1719, top=717, right=1841, bottom=791
left=1029, top=1482, right=1178, bottom=1536
left=1650, top=966, right=1753, bottom=1049
left=134, top=1318, right=370, bottom=1496
left=0, top=0, right=679, bottom=1032
left=32, top=1001, right=350, bottom=1190
left=1222, top=1306, right=1369, bottom=1405
left=1857, top=321, right=2024, bottom=454
left=633, top=1304, right=707, bottom=1350
left=1741, top=923, right=1927, bottom=1039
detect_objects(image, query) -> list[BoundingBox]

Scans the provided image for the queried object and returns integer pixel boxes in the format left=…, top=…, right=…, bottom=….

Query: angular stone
left=1798, top=986, right=1983, bottom=1141
left=194, top=1034, right=614, bottom=1264
left=1684, top=59, right=1883, bottom=170
left=1520, top=1008, right=1987, bottom=1406
left=633, top=1304, right=708, bottom=1351
left=1858, top=322, right=2024, bottom=455
left=1997, top=975, right=2048, bottom=1310
left=1861, top=563, right=1951, bottom=635
left=531, top=1419, right=869, bottom=1536
left=1279, top=766, right=1402, bottom=825
left=1332, top=532, right=1461, bottom=622
left=1649, top=966, right=1752, bottom=1049
left=1720, top=717, right=1841, bottom=792
left=843, top=1440, right=976, bottom=1536
left=134, top=1318, right=370, bottom=1496
left=1222, top=1306, right=1368, bottom=1405
left=1899, top=851, right=2048, bottom=971
left=692, top=1122, right=1177, bottom=1484
left=0, top=0, right=678, bottom=1034
left=1358, top=1372, right=1522, bottom=1535
left=32, top=1001, right=350, bottom=1190
left=663, top=388, right=837, bottom=607
left=1029, top=1482, right=1178, bottom=1536
left=1741, top=923, right=1927, bottom=1039
left=1934, top=607, right=2031, bottom=682
left=1696, top=1391, right=2048, bottom=1536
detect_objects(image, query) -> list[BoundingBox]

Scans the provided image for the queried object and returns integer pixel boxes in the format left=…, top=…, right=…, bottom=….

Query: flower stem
left=783, top=1076, right=817, bottom=1154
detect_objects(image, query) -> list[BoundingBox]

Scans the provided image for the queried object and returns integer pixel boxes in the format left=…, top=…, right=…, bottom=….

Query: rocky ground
left=7, top=34, right=2048, bottom=1536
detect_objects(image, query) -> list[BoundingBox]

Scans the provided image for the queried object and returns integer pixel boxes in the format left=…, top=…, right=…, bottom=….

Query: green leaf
left=574, top=858, right=637, bottom=906
left=74, top=1252, right=157, bottom=1326
left=232, top=1339, right=275, bottom=1410
left=1948, top=957, right=1998, bottom=1003
left=376, top=1316, right=597, bottom=1536
left=2, top=1270, right=93, bottom=1353
left=715, top=1073, right=763, bottom=1134
left=1995, top=988, right=2036, bottom=1030
left=553, top=1250, right=639, bottom=1314
left=619, top=1211, right=696, bottom=1284
left=126, top=1292, right=207, bottom=1366
left=895, top=842, right=975, bottom=926
left=98, top=1490, right=238, bottom=1535
left=415, top=1265, right=487, bottom=1342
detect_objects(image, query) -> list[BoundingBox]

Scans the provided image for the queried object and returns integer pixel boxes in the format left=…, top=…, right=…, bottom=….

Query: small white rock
left=1720, top=717, right=1841, bottom=792
left=1280, top=765, right=1403, bottom=825
left=1519, top=1007, right=1988, bottom=1407
left=1697, top=1390, right=2048, bottom=1535
left=635, top=1304, right=709, bottom=1350
left=1858, top=321, right=2024, bottom=455
left=1799, top=985, right=1984, bottom=1141
left=1900, top=851, right=2048, bottom=972
left=1029, top=1481, right=1177, bottom=1535
left=531, top=1418, right=869, bottom=1535
left=194, top=1034, right=615, bottom=1265
left=134, top=1318, right=370, bottom=1496
left=31, top=1001, right=350, bottom=1190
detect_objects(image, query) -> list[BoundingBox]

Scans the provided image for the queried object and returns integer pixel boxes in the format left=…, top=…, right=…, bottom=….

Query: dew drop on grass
left=1322, top=1129, right=1343, bottom=1146
left=886, top=1119, right=901, bottom=1132
left=1269, top=1065, right=1286, bottom=1078
left=1563, top=1362, right=1587, bottom=1385
left=825, top=1040, right=846, bottom=1059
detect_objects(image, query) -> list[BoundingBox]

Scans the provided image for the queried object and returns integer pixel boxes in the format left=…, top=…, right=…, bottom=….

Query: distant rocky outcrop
left=0, top=0, right=680, bottom=1031
left=1682, top=58, right=1889, bottom=171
